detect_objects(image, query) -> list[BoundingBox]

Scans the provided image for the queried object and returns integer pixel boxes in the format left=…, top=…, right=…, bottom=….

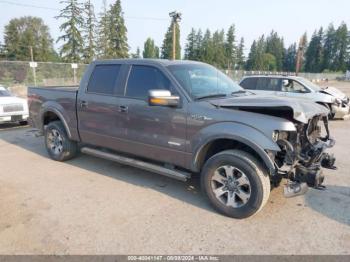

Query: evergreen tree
left=283, top=43, right=297, bottom=72
left=212, top=29, right=226, bottom=68
left=56, top=0, right=85, bottom=62
left=161, top=21, right=181, bottom=59
left=333, top=22, right=349, bottom=72
left=143, top=38, right=159, bottom=58
left=106, top=0, right=129, bottom=58
left=200, top=29, right=214, bottom=64
left=246, top=40, right=257, bottom=70
left=322, top=23, right=336, bottom=71
left=194, top=29, right=203, bottom=60
left=236, top=37, right=245, bottom=69
left=305, top=29, right=323, bottom=72
left=185, top=28, right=196, bottom=60
left=225, top=24, right=236, bottom=69
left=265, top=31, right=285, bottom=71
left=96, top=0, right=109, bottom=58
left=3, top=16, right=57, bottom=61
left=83, top=0, right=97, bottom=63
left=255, top=35, right=266, bottom=70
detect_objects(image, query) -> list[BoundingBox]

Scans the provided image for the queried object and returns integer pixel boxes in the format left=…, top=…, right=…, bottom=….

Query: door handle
left=119, top=105, right=128, bottom=113
left=80, top=100, right=88, bottom=108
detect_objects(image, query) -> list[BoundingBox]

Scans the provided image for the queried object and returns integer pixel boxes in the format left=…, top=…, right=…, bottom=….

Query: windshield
left=0, top=87, right=11, bottom=97
left=297, top=77, right=321, bottom=91
left=167, top=63, right=242, bottom=99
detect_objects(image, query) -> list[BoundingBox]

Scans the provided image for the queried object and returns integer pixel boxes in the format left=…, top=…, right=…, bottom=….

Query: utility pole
left=295, top=35, right=305, bottom=75
left=29, top=46, right=37, bottom=86
left=169, top=11, right=182, bottom=60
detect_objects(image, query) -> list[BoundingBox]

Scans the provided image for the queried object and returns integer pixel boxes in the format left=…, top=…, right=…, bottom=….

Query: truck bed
left=28, top=86, right=80, bottom=140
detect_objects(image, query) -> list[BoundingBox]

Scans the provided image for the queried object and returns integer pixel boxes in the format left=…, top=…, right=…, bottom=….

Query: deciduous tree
left=3, top=16, right=57, bottom=61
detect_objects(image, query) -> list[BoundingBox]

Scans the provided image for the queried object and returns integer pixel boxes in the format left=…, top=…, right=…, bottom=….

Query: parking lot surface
left=0, top=82, right=349, bottom=255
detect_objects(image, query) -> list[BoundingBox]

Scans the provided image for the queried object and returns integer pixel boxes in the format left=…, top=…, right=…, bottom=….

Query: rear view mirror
left=148, top=90, right=180, bottom=107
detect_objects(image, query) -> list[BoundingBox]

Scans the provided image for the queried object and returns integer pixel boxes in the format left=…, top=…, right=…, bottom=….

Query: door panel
left=77, top=64, right=127, bottom=149
left=119, top=65, right=188, bottom=167
left=119, top=98, right=187, bottom=167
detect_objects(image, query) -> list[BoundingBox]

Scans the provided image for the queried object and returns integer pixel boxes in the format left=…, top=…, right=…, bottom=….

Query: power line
left=0, top=0, right=168, bottom=21
left=0, top=0, right=58, bottom=11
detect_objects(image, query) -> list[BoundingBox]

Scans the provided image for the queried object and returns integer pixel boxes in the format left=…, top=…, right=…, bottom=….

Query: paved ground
left=0, top=82, right=349, bottom=255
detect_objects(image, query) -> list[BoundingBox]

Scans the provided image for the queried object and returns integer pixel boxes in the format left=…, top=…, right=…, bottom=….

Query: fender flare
left=191, top=123, right=280, bottom=175
left=41, top=106, right=72, bottom=139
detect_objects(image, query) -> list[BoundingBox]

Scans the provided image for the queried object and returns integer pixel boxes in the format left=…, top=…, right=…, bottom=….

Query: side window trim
left=124, top=64, right=172, bottom=100
left=86, top=64, right=122, bottom=96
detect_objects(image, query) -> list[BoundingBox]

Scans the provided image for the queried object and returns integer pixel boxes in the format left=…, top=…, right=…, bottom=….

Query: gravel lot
left=0, top=81, right=349, bottom=255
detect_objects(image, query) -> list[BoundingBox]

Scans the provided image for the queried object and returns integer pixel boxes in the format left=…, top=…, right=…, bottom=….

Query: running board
left=81, top=147, right=191, bottom=181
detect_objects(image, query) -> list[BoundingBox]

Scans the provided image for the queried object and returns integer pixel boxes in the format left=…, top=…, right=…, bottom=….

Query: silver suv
left=240, top=75, right=350, bottom=119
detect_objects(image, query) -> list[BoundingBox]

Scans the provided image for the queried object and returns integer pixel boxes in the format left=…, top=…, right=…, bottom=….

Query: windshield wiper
left=231, top=89, right=255, bottom=96
left=194, top=93, right=227, bottom=100
left=231, top=90, right=246, bottom=94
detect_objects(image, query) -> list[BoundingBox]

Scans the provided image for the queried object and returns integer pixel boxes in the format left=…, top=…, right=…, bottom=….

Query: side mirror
left=148, top=90, right=180, bottom=107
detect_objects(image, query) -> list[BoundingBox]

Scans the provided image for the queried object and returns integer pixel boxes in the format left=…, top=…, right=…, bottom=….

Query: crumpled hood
left=320, top=86, right=347, bottom=100
left=209, top=94, right=329, bottom=124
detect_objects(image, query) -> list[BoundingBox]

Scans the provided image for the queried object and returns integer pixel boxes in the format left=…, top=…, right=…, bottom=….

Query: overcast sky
left=0, top=0, right=349, bottom=56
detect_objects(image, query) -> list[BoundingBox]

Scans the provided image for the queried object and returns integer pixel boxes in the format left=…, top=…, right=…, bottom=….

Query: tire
left=44, top=120, right=77, bottom=161
left=201, top=149, right=270, bottom=219
left=19, top=121, right=28, bottom=126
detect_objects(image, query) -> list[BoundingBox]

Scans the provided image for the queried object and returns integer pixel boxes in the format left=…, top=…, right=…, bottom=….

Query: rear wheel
left=201, top=150, right=270, bottom=219
left=45, top=121, right=77, bottom=161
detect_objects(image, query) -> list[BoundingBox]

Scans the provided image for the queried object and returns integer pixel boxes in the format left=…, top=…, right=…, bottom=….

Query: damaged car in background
left=240, top=75, right=350, bottom=119
left=28, top=60, right=336, bottom=219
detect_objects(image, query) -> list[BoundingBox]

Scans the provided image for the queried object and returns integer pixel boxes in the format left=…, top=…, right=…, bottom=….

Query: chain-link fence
left=224, top=69, right=344, bottom=82
left=0, top=60, right=88, bottom=97
left=0, top=60, right=346, bottom=98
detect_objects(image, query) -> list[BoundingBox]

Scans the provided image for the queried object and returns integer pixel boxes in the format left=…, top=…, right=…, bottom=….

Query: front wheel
left=44, top=121, right=77, bottom=161
left=201, top=150, right=270, bottom=219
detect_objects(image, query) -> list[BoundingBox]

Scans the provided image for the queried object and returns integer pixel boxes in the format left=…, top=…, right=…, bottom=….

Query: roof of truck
left=93, top=59, right=206, bottom=67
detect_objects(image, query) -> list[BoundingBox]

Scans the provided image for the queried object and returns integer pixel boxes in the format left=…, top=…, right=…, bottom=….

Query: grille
left=3, top=104, right=24, bottom=113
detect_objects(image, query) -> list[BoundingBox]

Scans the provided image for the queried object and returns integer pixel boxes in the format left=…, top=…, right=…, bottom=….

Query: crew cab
left=240, top=75, right=350, bottom=119
left=28, top=59, right=335, bottom=219
left=0, top=85, right=28, bottom=125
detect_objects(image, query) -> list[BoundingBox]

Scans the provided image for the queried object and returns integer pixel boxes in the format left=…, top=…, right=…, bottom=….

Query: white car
left=240, top=75, right=350, bottom=119
left=0, top=85, right=28, bottom=125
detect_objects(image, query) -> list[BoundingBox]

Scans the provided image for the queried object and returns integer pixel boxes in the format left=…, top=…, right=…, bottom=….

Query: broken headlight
left=272, top=131, right=289, bottom=142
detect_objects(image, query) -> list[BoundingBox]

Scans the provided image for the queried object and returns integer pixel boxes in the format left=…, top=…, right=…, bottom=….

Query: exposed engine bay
left=209, top=95, right=336, bottom=198
left=274, top=115, right=336, bottom=197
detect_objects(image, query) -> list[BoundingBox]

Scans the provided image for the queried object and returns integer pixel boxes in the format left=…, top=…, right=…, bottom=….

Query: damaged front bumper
left=331, top=102, right=350, bottom=119
left=273, top=115, right=336, bottom=197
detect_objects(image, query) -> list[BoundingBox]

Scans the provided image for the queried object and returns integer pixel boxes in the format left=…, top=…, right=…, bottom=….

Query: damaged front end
left=274, top=115, right=335, bottom=197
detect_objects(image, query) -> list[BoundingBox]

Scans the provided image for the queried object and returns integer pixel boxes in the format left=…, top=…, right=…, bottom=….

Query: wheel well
left=316, top=102, right=330, bottom=109
left=197, top=139, right=269, bottom=173
left=43, top=111, right=60, bottom=126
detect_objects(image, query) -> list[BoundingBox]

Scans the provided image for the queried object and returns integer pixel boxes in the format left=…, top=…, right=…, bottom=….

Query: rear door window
left=240, top=78, right=257, bottom=90
left=87, top=64, right=121, bottom=95
left=256, top=78, right=281, bottom=91
left=126, top=65, right=171, bottom=99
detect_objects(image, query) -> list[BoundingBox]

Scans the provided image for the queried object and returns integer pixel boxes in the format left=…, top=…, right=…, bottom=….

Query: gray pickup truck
left=28, top=59, right=335, bottom=219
